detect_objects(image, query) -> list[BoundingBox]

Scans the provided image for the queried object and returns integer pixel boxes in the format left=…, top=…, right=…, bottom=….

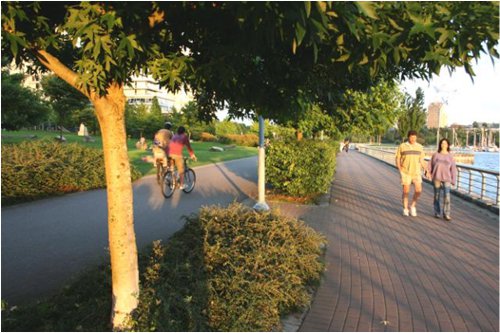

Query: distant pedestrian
left=427, top=138, right=457, bottom=221
left=343, top=139, right=350, bottom=153
left=395, top=130, right=427, bottom=217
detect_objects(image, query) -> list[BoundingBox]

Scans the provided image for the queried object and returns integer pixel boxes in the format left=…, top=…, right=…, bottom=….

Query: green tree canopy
left=341, top=80, right=404, bottom=138
left=1, top=70, right=50, bottom=130
left=41, top=75, right=89, bottom=132
left=149, top=97, right=162, bottom=117
left=166, top=101, right=216, bottom=135
left=143, top=97, right=165, bottom=138
left=70, top=106, right=99, bottom=135
left=397, top=87, right=427, bottom=140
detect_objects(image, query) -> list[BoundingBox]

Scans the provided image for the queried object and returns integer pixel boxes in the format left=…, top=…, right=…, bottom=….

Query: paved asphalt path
left=1, top=156, right=258, bottom=305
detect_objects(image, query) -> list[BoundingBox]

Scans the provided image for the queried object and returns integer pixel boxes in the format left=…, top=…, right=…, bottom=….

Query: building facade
left=123, top=75, right=192, bottom=114
left=9, top=62, right=192, bottom=115
left=427, top=102, right=448, bottom=128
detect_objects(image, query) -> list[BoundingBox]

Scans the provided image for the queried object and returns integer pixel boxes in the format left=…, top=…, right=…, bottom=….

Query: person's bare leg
left=177, top=157, right=185, bottom=187
left=179, top=173, right=184, bottom=187
left=402, top=185, right=411, bottom=210
left=411, top=182, right=422, bottom=208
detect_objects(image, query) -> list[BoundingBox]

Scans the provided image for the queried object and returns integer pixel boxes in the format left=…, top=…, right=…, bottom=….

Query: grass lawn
left=1, top=130, right=257, bottom=176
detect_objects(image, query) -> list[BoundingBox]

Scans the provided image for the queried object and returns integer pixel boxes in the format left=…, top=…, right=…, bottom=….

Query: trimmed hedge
left=266, top=139, right=337, bottom=197
left=219, top=134, right=259, bottom=147
left=199, top=132, right=218, bottom=142
left=1, top=140, right=142, bottom=205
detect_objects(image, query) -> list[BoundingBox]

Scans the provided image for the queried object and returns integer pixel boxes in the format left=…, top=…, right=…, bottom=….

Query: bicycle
left=161, top=156, right=196, bottom=198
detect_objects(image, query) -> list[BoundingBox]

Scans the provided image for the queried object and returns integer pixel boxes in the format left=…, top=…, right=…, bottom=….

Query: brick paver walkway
left=295, top=151, right=498, bottom=332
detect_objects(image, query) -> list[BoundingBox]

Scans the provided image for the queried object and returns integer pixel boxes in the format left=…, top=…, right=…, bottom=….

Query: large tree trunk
left=92, top=85, right=139, bottom=329
left=35, top=50, right=139, bottom=330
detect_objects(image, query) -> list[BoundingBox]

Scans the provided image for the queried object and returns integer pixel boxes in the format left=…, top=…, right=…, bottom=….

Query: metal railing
left=356, top=145, right=499, bottom=207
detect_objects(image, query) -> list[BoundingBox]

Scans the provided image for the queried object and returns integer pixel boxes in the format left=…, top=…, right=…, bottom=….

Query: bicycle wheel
left=182, top=168, right=196, bottom=193
left=162, top=171, right=175, bottom=198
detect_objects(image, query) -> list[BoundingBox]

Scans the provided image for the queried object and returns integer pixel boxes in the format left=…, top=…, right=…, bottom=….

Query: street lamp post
left=253, top=115, right=270, bottom=212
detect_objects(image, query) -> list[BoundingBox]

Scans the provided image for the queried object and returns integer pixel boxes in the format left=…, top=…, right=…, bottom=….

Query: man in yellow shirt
left=395, top=130, right=427, bottom=217
left=152, top=122, right=173, bottom=169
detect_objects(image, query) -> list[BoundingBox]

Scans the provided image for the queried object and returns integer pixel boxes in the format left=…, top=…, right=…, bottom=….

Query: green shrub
left=132, top=203, right=326, bottom=331
left=219, top=134, right=259, bottom=147
left=200, top=203, right=325, bottom=331
left=1, top=140, right=142, bottom=205
left=266, top=139, right=337, bottom=197
left=189, top=130, right=201, bottom=141
left=1, top=203, right=325, bottom=331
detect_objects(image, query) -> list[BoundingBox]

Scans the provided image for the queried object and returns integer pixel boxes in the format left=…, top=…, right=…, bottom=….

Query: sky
left=218, top=52, right=500, bottom=127
left=400, top=54, right=500, bottom=127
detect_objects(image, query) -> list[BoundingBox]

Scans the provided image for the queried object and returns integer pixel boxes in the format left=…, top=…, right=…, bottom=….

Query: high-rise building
left=123, top=75, right=192, bottom=114
left=427, top=102, right=448, bottom=128
left=9, top=62, right=192, bottom=114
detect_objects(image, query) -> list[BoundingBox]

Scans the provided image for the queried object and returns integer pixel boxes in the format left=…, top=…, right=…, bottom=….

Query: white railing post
left=497, top=175, right=500, bottom=206
left=469, top=170, right=473, bottom=195
left=481, top=172, right=487, bottom=201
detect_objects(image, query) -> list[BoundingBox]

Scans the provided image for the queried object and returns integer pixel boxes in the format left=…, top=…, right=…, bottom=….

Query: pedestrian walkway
left=275, top=151, right=499, bottom=332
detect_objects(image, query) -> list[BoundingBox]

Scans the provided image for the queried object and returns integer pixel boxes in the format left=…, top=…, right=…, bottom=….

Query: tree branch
left=35, top=50, right=92, bottom=99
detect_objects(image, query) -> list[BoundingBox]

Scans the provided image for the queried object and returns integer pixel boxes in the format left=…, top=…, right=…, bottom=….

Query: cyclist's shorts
left=153, top=146, right=167, bottom=167
left=170, top=154, right=184, bottom=175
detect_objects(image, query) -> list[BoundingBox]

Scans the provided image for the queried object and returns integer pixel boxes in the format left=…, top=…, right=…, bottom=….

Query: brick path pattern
left=291, top=151, right=498, bottom=332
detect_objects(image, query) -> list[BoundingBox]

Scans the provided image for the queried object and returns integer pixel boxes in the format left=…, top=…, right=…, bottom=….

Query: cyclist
left=152, top=122, right=173, bottom=168
left=168, top=126, right=197, bottom=189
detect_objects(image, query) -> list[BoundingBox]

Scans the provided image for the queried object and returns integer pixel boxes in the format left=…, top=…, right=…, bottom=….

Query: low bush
left=1, top=203, right=326, bottom=332
left=1, top=140, right=142, bottom=205
left=219, top=134, right=259, bottom=147
left=266, top=139, right=337, bottom=197
left=189, top=130, right=202, bottom=141
left=133, top=202, right=326, bottom=331
left=199, top=132, right=218, bottom=142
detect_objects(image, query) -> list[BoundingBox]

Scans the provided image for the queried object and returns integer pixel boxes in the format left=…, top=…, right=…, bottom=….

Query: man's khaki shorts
left=400, top=172, right=422, bottom=186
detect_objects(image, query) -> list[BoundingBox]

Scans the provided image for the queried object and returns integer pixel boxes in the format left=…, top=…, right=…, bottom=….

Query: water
left=472, top=152, right=499, bottom=172
left=456, top=152, right=499, bottom=203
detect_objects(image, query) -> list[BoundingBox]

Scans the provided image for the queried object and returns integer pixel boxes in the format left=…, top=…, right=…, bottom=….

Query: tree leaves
left=304, top=2, right=311, bottom=18
left=397, top=87, right=427, bottom=138
left=1, top=1, right=498, bottom=121
left=356, top=2, right=379, bottom=20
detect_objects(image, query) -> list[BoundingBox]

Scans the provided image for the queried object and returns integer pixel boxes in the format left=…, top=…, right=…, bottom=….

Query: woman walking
left=427, top=138, right=457, bottom=221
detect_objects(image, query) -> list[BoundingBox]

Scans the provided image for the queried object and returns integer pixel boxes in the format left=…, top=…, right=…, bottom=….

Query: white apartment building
left=8, top=62, right=192, bottom=114
left=123, top=75, right=192, bottom=114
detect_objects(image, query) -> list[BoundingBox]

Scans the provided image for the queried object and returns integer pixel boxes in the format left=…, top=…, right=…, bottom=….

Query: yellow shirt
left=395, top=142, right=424, bottom=177
left=154, top=129, right=172, bottom=148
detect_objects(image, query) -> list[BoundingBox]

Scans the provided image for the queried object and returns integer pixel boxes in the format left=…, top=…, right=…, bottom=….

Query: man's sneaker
left=403, top=208, right=409, bottom=216
left=179, top=184, right=186, bottom=190
left=410, top=206, right=417, bottom=217
left=434, top=213, right=441, bottom=218
left=444, top=215, right=452, bottom=221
